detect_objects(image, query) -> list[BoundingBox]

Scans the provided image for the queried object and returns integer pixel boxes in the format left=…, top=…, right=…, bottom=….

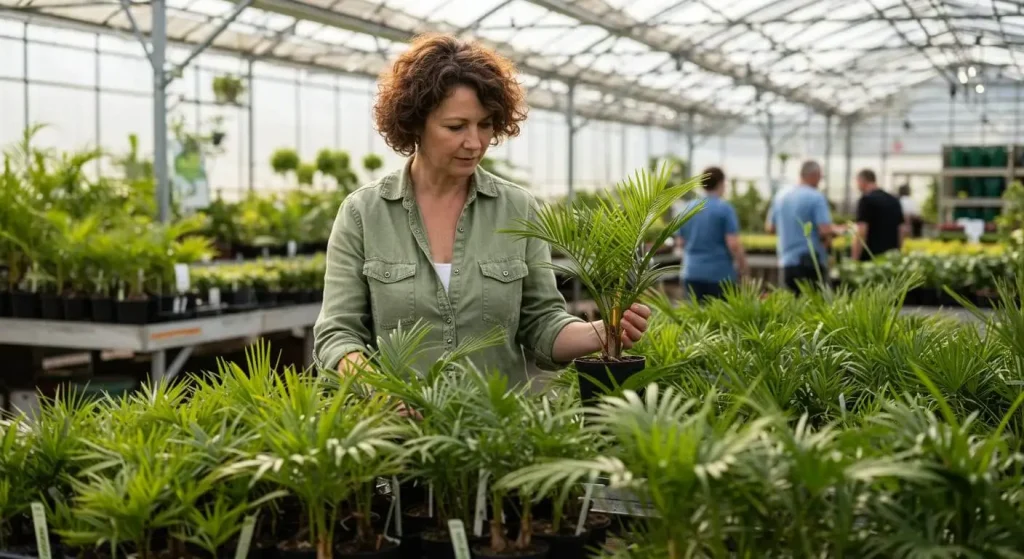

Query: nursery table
left=0, top=303, right=321, bottom=385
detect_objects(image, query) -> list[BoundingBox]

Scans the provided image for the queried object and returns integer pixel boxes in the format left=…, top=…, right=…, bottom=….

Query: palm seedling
left=224, top=369, right=409, bottom=559
left=501, top=164, right=704, bottom=402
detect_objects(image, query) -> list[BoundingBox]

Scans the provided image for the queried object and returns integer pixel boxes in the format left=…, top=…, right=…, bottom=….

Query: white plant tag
left=447, top=519, right=472, bottom=559
left=391, top=476, right=403, bottom=537
left=172, top=297, right=182, bottom=314
left=31, top=502, right=51, bottom=559
left=174, top=264, right=190, bottom=293
left=233, top=515, right=257, bottom=559
left=287, top=240, right=297, bottom=257
left=473, top=469, right=489, bottom=537
left=261, top=246, right=270, bottom=259
left=575, top=483, right=595, bottom=535
left=209, top=287, right=221, bottom=306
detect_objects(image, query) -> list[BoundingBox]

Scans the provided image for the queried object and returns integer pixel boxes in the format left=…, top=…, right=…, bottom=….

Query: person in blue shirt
left=676, top=166, right=749, bottom=302
left=766, top=160, right=835, bottom=293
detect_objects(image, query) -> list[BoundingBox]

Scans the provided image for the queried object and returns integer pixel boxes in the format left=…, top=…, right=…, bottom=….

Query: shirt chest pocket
left=362, top=260, right=417, bottom=330
left=480, top=258, right=529, bottom=327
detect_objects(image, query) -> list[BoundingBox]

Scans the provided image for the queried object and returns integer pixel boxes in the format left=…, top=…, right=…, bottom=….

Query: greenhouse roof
left=2, top=0, right=1023, bottom=132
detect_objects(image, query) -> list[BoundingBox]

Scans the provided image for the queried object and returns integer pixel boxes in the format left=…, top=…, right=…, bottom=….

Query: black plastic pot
left=225, top=287, right=258, bottom=310
left=574, top=355, right=647, bottom=404
left=117, top=298, right=151, bottom=325
left=585, top=513, right=611, bottom=547
left=0, top=291, right=9, bottom=317
left=279, top=290, right=301, bottom=305
left=40, top=293, right=64, bottom=320
left=419, top=531, right=487, bottom=559
left=63, top=295, right=88, bottom=321
left=10, top=292, right=40, bottom=318
left=336, top=540, right=402, bottom=558
left=472, top=540, right=549, bottom=559
left=534, top=528, right=588, bottom=559
left=91, top=296, right=116, bottom=322
left=257, top=290, right=279, bottom=307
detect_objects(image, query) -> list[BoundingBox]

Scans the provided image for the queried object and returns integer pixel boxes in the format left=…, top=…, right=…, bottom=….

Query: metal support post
left=1016, top=81, right=1021, bottom=144
left=194, top=68, right=201, bottom=133
left=23, top=23, right=28, bottom=131
left=843, top=119, right=854, bottom=213
left=334, top=78, right=341, bottom=148
left=153, top=0, right=170, bottom=223
left=247, top=58, right=255, bottom=192
left=644, top=125, right=652, bottom=163
left=764, top=111, right=775, bottom=195
left=823, top=114, right=833, bottom=197
left=151, top=350, right=166, bottom=386
left=295, top=75, right=302, bottom=153
left=620, top=123, right=627, bottom=177
left=685, top=110, right=695, bottom=179
left=566, top=80, right=580, bottom=305
left=95, top=35, right=102, bottom=175
left=880, top=109, right=889, bottom=182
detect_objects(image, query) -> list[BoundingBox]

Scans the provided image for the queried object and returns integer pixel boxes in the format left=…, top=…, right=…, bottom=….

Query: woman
left=675, top=166, right=748, bottom=302
left=312, top=33, right=650, bottom=385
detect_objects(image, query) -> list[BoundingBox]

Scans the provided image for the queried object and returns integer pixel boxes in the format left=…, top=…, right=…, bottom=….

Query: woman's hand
left=619, top=303, right=651, bottom=349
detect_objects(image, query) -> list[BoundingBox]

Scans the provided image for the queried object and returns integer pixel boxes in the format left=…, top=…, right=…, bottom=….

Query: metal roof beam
left=249, top=0, right=739, bottom=122
left=523, top=0, right=840, bottom=116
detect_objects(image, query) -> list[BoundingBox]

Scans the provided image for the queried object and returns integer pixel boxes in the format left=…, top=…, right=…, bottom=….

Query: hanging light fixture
left=968, top=66, right=978, bottom=78
left=976, top=83, right=986, bottom=94
left=959, top=69, right=969, bottom=84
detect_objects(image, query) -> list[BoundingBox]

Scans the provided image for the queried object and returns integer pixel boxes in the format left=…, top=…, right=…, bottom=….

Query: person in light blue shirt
left=766, top=160, right=835, bottom=293
left=676, top=166, right=749, bottom=302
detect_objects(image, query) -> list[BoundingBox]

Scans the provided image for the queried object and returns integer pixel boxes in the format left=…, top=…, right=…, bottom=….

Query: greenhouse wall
left=4, top=18, right=1023, bottom=207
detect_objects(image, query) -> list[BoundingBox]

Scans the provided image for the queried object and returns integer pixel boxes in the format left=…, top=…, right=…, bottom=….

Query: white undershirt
left=432, top=262, right=452, bottom=293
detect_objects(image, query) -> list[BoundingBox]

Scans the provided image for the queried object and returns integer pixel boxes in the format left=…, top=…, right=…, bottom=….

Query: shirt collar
left=379, top=157, right=499, bottom=202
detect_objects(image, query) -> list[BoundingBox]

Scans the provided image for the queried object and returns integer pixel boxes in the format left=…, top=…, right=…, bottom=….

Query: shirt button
left=458, top=227, right=464, bottom=232
left=445, top=317, right=452, bottom=324
left=414, top=229, right=420, bottom=234
left=454, top=268, right=460, bottom=274
left=384, top=272, right=391, bottom=278
left=502, top=270, right=509, bottom=277
left=446, top=338, right=453, bottom=344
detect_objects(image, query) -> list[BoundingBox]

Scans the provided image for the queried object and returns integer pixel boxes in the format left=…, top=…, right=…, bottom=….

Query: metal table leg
left=151, top=350, right=166, bottom=386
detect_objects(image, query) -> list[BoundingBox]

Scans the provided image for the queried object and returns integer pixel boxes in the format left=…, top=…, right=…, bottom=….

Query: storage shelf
left=0, top=304, right=321, bottom=352
left=943, top=168, right=1009, bottom=177
left=940, top=197, right=1006, bottom=208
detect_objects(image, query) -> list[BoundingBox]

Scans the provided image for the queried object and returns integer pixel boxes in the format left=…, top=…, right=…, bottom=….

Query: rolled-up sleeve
left=313, top=198, right=372, bottom=371
left=515, top=202, right=584, bottom=370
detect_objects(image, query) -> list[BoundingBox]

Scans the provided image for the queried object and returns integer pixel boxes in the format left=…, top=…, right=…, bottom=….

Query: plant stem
left=489, top=491, right=506, bottom=553
left=514, top=494, right=532, bottom=550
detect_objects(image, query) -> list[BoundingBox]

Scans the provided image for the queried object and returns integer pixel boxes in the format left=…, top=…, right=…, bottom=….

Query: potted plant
left=212, top=75, right=246, bottom=105
left=271, top=148, right=300, bottom=178
left=225, top=372, right=409, bottom=559
left=501, top=165, right=703, bottom=401
left=362, top=154, right=383, bottom=179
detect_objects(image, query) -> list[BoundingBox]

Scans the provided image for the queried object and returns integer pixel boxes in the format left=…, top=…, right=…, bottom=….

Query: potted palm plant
left=501, top=165, right=703, bottom=401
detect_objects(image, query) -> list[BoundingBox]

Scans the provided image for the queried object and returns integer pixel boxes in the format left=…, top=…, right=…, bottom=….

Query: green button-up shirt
left=312, top=161, right=583, bottom=385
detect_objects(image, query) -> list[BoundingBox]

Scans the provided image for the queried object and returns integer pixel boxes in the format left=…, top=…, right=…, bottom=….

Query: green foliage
left=296, top=163, right=315, bottom=186
left=362, top=153, right=383, bottom=174
left=502, top=165, right=703, bottom=359
left=212, top=75, right=245, bottom=105
left=270, top=149, right=300, bottom=176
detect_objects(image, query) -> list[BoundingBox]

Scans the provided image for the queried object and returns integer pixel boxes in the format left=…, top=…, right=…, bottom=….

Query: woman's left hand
left=619, top=303, right=651, bottom=349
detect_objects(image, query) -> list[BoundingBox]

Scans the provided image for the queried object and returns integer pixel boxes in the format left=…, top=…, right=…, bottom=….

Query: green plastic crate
left=969, top=146, right=987, bottom=167
left=949, top=147, right=967, bottom=168
left=984, top=177, right=1004, bottom=198
left=990, top=146, right=1009, bottom=168
left=954, top=177, right=971, bottom=197
left=969, top=178, right=984, bottom=198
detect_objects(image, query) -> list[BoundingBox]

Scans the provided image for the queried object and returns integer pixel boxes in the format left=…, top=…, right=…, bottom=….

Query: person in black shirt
left=851, top=169, right=906, bottom=262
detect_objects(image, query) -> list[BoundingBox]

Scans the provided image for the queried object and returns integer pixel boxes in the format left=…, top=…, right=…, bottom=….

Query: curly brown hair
left=373, top=33, right=528, bottom=156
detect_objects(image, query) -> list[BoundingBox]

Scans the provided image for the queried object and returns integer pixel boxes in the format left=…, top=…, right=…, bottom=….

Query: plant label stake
left=391, top=476, right=403, bottom=537
left=287, top=240, right=297, bottom=257
left=234, top=515, right=257, bottom=559
left=31, top=502, right=51, bottom=559
left=428, top=483, right=434, bottom=518
left=473, top=469, right=489, bottom=537
left=574, top=483, right=595, bottom=536
left=447, top=520, right=471, bottom=559
left=174, top=264, right=191, bottom=294
left=209, top=287, right=221, bottom=306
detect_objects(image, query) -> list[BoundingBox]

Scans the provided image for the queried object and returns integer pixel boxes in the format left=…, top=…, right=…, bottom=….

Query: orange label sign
left=150, top=327, right=202, bottom=341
